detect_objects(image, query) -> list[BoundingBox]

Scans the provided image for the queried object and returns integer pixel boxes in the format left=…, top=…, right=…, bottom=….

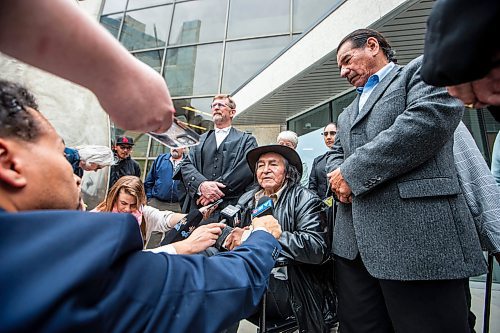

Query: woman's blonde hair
left=95, top=176, right=146, bottom=212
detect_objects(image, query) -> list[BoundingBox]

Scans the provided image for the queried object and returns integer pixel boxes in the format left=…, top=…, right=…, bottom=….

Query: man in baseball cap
left=110, top=136, right=140, bottom=187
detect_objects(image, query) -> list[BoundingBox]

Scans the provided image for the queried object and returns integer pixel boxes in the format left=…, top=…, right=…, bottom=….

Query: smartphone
left=148, top=117, right=200, bottom=148
left=205, top=198, right=223, bottom=209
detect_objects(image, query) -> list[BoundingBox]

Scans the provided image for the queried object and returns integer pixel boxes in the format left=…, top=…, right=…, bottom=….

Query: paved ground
left=237, top=281, right=500, bottom=333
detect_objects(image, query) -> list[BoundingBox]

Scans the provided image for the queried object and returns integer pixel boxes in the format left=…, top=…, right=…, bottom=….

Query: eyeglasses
left=322, top=131, right=337, bottom=136
left=117, top=145, right=133, bottom=150
left=210, top=102, right=229, bottom=109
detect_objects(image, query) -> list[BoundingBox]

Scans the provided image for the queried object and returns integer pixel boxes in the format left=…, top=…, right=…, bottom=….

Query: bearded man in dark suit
left=177, top=94, right=257, bottom=223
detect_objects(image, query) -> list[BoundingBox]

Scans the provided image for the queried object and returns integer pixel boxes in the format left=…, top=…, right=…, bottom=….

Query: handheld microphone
left=220, top=204, right=242, bottom=226
left=251, top=196, right=274, bottom=219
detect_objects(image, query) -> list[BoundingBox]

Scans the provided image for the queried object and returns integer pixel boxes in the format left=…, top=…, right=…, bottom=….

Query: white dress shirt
left=215, top=126, right=231, bottom=148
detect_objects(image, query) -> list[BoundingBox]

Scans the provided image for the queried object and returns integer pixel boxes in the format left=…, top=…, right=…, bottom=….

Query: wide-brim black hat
left=246, top=144, right=302, bottom=176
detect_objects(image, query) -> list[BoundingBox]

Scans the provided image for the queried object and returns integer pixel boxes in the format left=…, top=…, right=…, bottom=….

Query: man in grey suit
left=326, top=29, right=487, bottom=333
left=176, top=94, right=257, bottom=225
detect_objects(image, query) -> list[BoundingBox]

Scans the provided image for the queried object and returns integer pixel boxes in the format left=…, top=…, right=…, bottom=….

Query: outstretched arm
left=0, top=0, right=174, bottom=133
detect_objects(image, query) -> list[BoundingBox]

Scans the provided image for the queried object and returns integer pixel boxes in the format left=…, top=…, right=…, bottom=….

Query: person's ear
left=0, top=139, right=27, bottom=188
left=366, top=37, right=380, bottom=55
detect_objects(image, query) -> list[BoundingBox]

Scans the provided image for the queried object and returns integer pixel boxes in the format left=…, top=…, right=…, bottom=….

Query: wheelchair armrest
left=274, top=256, right=290, bottom=267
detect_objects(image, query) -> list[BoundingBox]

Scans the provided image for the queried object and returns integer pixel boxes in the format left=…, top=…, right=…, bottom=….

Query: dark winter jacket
left=109, top=155, right=141, bottom=188
left=238, top=184, right=335, bottom=333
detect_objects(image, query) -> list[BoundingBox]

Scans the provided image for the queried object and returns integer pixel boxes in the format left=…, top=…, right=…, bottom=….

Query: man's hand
left=327, top=168, right=352, bottom=203
left=447, top=58, right=500, bottom=108
left=224, top=227, right=249, bottom=251
left=172, top=222, right=225, bottom=254
left=199, top=203, right=219, bottom=220
left=198, top=181, right=226, bottom=206
left=252, top=215, right=282, bottom=239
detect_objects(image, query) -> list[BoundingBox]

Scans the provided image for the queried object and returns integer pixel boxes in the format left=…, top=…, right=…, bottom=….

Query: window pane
left=289, top=103, right=330, bottom=136
left=149, top=140, right=169, bottom=157
left=169, top=0, right=227, bottom=45
left=292, top=0, right=340, bottom=32
left=112, top=130, right=149, bottom=158
left=332, top=90, right=356, bottom=122
left=120, top=6, right=172, bottom=51
left=100, top=14, right=123, bottom=38
left=127, top=0, right=172, bottom=11
left=222, top=36, right=290, bottom=92
left=102, top=0, right=126, bottom=15
left=173, top=97, right=214, bottom=134
left=227, top=0, right=290, bottom=39
left=164, top=43, right=222, bottom=97
left=133, top=50, right=164, bottom=73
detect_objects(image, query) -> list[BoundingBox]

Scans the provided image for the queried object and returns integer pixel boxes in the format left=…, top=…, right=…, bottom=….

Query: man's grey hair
left=277, top=130, right=298, bottom=149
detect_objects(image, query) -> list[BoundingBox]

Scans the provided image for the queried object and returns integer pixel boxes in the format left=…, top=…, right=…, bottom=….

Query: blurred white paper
left=148, top=117, right=200, bottom=148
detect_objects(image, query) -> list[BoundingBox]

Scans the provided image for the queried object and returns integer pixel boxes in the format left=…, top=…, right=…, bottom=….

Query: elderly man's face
left=277, top=139, right=296, bottom=150
left=256, top=152, right=286, bottom=194
left=170, top=147, right=184, bottom=159
left=337, top=38, right=378, bottom=87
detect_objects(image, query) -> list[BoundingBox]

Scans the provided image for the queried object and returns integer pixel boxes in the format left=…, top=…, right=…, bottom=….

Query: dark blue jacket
left=64, top=147, right=83, bottom=178
left=144, top=153, right=181, bottom=203
left=0, top=209, right=281, bottom=333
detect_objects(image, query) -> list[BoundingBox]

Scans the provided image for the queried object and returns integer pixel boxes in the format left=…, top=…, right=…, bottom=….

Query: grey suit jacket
left=326, top=56, right=487, bottom=280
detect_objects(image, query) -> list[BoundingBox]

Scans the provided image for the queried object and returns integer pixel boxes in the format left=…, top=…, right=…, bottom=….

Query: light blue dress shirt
left=357, top=62, right=396, bottom=110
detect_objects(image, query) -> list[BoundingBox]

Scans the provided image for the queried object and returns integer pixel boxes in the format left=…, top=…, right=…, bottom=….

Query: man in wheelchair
left=224, top=145, right=336, bottom=332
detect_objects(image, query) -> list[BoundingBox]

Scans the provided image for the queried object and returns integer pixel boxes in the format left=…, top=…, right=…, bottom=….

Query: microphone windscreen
left=252, top=196, right=274, bottom=218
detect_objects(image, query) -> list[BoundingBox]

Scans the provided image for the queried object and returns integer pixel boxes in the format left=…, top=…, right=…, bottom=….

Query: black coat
left=422, top=0, right=500, bottom=120
left=422, top=0, right=500, bottom=87
left=175, top=128, right=257, bottom=216
left=308, top=152, right=330, bottom=199
left=109, top=155, right=141, bottom=188
left=238, top=184, right=335, bottom=332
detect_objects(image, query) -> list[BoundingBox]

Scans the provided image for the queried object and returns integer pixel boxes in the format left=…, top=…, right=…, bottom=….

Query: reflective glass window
left=127, top=0, right=172, bottom=11
left=173, top=97, right=214, bottom=134
left=102, top=0, right=127, bottom=15
left=133, top=50, right=165, bottom=73
left=169, top=0, right=227, bottom=45
left=222, top=36, right=290, bottom=92
left=100, top=14, right=124, bottom=38
left=227, top=0, right=290, bottom=39
left=164, top=43, right=222, bottom=97
left=289, top=103, right=330, bottom=136
left=332, top=90, right=356, bottom=121
left=149, top=140, right=169, bottom=157
left=292, top=0, right=340, bottom=32
left=112, top=130, right=149, bottom=158
left=120, top=6, right=172, bottom=51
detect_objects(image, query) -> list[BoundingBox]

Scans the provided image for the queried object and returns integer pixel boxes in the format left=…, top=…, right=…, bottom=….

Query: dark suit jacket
left=176, top=127, right=257, bottom=214
left=0, top=210, right=281, bottom=333
left=308, top=152, right=330, bottom=199
left=326, top=56, right=486, bottom=281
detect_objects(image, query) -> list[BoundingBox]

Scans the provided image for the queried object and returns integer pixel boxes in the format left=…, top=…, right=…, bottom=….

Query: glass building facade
left=99, top=0, right=338, bottom=177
